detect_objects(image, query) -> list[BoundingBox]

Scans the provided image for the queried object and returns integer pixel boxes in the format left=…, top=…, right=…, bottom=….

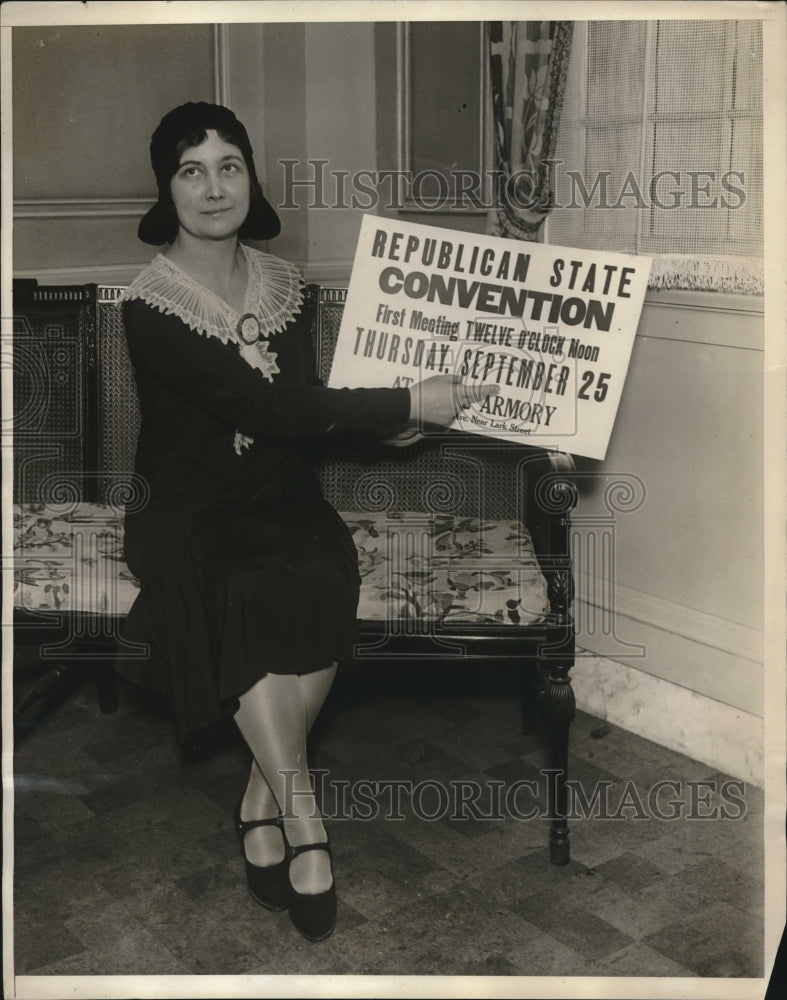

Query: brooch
left=237, top=313, right=262, bottom=344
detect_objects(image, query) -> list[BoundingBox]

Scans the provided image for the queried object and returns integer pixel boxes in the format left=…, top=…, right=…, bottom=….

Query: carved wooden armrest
left=547, top=449, right=577, bottom=476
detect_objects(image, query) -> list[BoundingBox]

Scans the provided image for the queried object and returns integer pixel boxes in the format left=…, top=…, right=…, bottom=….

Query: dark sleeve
left=123, top=299, right=410, bottom=438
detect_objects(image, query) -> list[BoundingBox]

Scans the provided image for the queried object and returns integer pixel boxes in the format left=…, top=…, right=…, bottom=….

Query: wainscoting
left=570, top=289, right=765, bottom=783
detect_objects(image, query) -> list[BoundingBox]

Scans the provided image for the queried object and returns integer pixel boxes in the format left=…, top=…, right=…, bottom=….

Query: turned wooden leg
left=525, top=452, right=578, bottom=864
left=541, top=651, right=576, bottom=865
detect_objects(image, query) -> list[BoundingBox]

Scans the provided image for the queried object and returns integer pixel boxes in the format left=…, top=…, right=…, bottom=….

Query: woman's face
left=169, top=129, right=251, bottom=242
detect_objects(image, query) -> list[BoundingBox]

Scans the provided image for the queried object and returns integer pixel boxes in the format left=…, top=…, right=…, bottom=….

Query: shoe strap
left=287, top=839, right=331, bottom=860
left=238, top=814, right=283, bottom=835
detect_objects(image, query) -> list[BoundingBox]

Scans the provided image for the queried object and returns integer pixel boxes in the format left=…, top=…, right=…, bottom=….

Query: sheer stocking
left=234, top=663, right=337, bottom=893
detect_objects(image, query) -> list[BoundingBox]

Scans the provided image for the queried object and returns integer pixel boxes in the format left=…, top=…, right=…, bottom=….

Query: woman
left=118, top=102, right=496, bottom=943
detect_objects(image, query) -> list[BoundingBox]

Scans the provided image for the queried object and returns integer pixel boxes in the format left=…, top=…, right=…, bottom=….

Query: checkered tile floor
left=12, top=657, right=764, bottom=981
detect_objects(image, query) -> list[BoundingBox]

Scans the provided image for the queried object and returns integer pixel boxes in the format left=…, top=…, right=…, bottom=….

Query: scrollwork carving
left=547, top=568, right=575, bottom=618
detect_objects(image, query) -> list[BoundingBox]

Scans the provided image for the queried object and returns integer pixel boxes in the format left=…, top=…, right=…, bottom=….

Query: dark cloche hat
left=138, top=102, right=281, bottom=245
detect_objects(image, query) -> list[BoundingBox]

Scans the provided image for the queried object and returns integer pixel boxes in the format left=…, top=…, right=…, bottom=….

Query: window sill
left=639, top=288, right=764, bottom=351
left=644, top=287, right=764, bottom=317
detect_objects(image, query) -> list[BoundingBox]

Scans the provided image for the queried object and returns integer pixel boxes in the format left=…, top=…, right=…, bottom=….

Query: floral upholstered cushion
left=13, top=502, right=141, bottom=616
left=345, top=511, right=548, bottom=626
left=13, top=504, right=549, bottom=626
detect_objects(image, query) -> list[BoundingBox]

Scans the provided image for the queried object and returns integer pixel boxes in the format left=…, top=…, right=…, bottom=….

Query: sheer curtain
left=547, top=20, right=763, bottom=293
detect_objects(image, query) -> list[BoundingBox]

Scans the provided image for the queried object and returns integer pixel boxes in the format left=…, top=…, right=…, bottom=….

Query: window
left=547, top=20, right=763, bottom=291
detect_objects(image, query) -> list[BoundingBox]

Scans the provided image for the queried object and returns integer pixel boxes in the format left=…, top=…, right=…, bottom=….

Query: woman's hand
left=381, top=375, right=498, bottom=445
left=408, top=374, right=499, bottom=429
left=380, top=426, right=425, bottom=448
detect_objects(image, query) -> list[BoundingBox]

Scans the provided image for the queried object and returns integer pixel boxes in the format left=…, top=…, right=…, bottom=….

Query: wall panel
left=13, top=24, right=216, bottom=201
left=573, top=292, right=764, bottom=717
left=12, top=23, right=219, bottom=279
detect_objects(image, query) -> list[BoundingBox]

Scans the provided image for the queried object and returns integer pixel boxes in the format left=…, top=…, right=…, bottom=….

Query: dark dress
left=116, top=254, right=409, bottom=740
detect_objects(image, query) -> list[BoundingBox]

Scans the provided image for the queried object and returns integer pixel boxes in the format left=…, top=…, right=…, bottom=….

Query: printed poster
left=328, top=214, right=651, bottom=460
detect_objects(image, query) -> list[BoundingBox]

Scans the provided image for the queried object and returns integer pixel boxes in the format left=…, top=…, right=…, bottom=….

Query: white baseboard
left=571, top=650, right=764, bottom=787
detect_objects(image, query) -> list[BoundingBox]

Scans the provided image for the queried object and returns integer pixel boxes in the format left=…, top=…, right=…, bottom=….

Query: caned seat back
left=96, top=288, right=142, bottom=496
left=14, top=280, right=539, bottom=524
left=13, top=283, right=97, bottom=504
left=13, top=282, right=141, bottom=506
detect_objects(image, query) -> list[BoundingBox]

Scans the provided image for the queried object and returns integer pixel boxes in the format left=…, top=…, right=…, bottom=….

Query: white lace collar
left=120, top=243, right=304, bottom=343
left=121, top=244, right=304, bottom=455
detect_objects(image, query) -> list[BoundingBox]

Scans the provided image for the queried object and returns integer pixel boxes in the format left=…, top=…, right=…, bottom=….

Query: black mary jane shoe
left=287, top=840, right=337, bottom=942
left=234, top=800, right=290, bottom=912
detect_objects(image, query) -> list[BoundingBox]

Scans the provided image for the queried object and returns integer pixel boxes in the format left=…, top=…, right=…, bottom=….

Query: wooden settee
left=12, top=280, right=578, bottom=864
